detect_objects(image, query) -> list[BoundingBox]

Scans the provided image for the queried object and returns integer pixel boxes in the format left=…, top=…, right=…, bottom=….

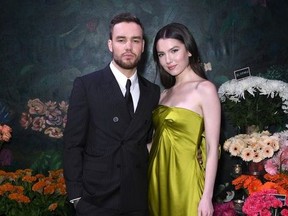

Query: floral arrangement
left=242, top=189, right=287, bottom=216
left=223, top=131, right=279, bottom=162
left=265, top=130, right=288, bottom=175
left=218, top=76, right=288, bottom=131
left=0, top=169, right=72, bottom=216
left=0, top=124, right=12, bottom=149
left=20, top=98, right=68, bottom=139
left=232, top=173, right=288, bottom=215
left=232, top=173, right=288, bottom=196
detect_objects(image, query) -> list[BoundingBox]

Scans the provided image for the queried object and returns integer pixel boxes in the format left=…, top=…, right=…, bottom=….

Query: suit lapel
left=102, top=67, right=123, bottom=100
left=101, top=66, right=132, bottom=125
left=101, top=67, right=153, bottom=138
left=124, top=76, right=152, bottom=136
left=134, top=76, right=150, bottom=117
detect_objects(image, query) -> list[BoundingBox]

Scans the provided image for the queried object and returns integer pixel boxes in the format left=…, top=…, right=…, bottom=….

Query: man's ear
left=142, top=39, right=145, bottom=53
left=108, top=39, right=112, bottom=52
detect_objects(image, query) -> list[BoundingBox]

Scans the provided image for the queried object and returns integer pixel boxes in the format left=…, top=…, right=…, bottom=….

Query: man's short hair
left=109, top=12, right=144, bottom=39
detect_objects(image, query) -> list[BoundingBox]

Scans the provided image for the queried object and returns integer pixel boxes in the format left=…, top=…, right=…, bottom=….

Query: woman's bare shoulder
left=196, top=80, right=217, bottom=92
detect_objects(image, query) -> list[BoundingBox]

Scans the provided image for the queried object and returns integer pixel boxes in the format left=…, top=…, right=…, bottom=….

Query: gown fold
left=148, top=105, right=206, bottom=216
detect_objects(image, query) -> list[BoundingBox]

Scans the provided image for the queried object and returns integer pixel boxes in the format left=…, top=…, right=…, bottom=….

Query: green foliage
left=30, top=151, right=63, bottom=175
left=0, top=197, right=71, bottom=216
left=222, top=91, right=288, bottom=132
left=258, top=64, right=288, bottom=83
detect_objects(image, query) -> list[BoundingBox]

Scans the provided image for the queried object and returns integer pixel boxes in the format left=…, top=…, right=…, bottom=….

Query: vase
left=232, top=163, right=243, bottom=178
left=248, top=161, right=265, bottom=176
left=234, top=199, right=244, bottom=214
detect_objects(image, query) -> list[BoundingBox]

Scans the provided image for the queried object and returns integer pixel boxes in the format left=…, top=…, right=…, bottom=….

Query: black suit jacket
left=63, top=65, right=160, bottom=212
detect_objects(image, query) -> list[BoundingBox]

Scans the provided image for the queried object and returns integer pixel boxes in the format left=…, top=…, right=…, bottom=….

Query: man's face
left=108, top=22, right=145, bottom=70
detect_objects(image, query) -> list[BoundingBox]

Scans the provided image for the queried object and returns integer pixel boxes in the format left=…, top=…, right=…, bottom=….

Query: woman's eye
left=171, top=49, right=179, bottom=53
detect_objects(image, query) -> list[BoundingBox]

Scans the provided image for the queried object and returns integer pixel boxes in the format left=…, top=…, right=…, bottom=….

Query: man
left=63, top=13, right=160, bottom=216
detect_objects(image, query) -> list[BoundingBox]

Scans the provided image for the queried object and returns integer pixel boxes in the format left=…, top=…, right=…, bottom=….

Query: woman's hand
left=198, top=196, right=214, bottom=216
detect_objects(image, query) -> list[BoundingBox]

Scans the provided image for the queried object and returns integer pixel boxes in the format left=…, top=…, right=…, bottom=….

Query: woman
left=148, top=23, right=221, bottom=216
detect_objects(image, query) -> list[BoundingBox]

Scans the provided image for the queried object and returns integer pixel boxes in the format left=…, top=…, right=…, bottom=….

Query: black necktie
left=125, top=79, right=134, bottom=117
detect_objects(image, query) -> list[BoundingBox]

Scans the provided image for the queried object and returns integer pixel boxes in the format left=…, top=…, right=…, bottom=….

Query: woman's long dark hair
left=153, top=23, right=207, bottom=89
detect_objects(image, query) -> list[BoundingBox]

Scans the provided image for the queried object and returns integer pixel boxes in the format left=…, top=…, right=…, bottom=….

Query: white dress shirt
left=110, top=62, right=140, bottom=111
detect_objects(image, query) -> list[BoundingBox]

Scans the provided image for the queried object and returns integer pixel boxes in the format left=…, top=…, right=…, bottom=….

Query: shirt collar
left=109, top=62, right=138, bottom=90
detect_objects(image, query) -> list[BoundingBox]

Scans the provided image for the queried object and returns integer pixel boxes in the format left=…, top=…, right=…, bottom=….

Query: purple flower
left=0, top=148, right=13, bottom=166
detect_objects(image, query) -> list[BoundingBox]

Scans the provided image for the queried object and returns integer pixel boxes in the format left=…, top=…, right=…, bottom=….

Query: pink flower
left=280, top=148, right=288, bottom=166
left=31, top=116, right=46, bottom=132
left=281, top=208, right=288, bottom=216
left=265, top=131, right=288, bottom=174
left=265, top=159, right=279, bottom=175
left=213, top=201, right=236, bottom=216
left=243, top=189, right=282, bottom=215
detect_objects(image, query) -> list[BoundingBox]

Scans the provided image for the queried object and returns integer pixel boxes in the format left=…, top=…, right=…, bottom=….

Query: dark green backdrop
left=0, top=0, right=288, bottom=185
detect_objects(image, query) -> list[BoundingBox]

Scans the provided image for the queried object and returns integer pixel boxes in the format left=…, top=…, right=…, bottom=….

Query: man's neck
left=111, top=60, right=136, bottom=78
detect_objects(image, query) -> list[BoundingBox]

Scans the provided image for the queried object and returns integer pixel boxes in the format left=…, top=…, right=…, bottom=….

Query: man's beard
left=113, top=53, right=141, bottom=70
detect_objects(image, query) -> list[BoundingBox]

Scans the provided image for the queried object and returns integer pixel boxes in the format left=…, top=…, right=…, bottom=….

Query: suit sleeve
left=63, top=77, right=89, bottom=200
left=146, top=84, right=160, bottom=143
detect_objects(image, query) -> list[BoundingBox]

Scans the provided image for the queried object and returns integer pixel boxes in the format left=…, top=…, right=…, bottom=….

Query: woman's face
left=156, top=38, right=191, bottom=76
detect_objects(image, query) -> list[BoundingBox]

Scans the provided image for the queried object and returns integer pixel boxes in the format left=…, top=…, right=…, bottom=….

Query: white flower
left=218, top=76, right=288, bottom=128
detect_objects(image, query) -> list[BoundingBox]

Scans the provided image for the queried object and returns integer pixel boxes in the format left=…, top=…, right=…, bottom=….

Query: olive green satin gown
left=148, top=105, right=207, bottom=216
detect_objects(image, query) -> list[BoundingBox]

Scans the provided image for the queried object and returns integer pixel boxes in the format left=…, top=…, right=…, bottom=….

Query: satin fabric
left=148, top=105, right=207, bottom=216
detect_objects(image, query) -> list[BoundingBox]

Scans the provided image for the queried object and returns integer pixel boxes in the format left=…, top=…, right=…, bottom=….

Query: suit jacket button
left=113, top=117, right=119, bottom=122
left=117, top=164, right=121, bottom=168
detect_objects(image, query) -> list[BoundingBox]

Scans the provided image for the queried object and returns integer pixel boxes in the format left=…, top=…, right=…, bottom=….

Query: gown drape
left=148, top=105, right=207, bottom=216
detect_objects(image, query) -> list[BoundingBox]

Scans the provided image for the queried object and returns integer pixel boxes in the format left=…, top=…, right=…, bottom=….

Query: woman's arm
left=197, top=81, right=221, bottom=216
